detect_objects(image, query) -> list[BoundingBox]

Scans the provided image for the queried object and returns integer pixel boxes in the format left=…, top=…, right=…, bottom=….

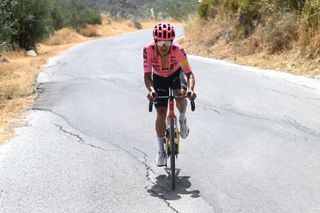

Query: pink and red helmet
left=153, top=23, right=175, bottom=41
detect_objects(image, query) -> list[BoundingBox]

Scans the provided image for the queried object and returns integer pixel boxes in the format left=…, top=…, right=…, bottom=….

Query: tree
left=11, top=0, right=54, bottom=50
left=0, top=0, right=17, bottom=50
left=51, top=3, right=66, bottom=30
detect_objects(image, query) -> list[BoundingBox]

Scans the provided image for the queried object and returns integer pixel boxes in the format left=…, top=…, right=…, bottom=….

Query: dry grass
left=0, top=18, right=162, bottom=144
left=180, top=17, right=320, bottom=78
left=79, top=25, right=102, bottom=37
left=303, top=33, right=320, bottom=60
left=0, top=52, right=41, bottom=144
left=45, top=28, right=87, bottom=45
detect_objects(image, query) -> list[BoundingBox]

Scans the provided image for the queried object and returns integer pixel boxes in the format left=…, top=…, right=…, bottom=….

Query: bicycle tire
left=170, top=117, right=175, bottom=190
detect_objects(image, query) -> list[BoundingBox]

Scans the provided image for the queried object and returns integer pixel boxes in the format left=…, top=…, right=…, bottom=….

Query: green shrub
left=84, top=12, right=102, bottom=25
left=55, top=0, right=102, bottom=31
left=0, top=0, right=17, bottom=50
left=264, top=13, right=299, bottom=53
left=51, top=0, right=102, bottom=31
left=66, top=0, right=87, bottom=30
left=144, top=0, right=198, bottom=20
left=300, top=0, right=320, bottom=36
left=198, top=0, right=221, bottom=19
left=51, top=4, right=66, bottom=30
left=222, top=0, right=239, bottom=13
left=133, top=19, right=142, bottom=29
left=236, top=0, right=260, bottom=37
left=272, top=0, right=306, bottom=12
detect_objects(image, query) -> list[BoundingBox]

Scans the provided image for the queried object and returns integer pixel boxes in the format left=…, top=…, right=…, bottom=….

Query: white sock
left=157, top=137, right=165, bottom=153
left=179, top=112, right=186, bottom=122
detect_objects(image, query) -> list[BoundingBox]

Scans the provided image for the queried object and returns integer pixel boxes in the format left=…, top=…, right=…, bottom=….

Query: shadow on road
left=147, top=169, right=200, bottom=201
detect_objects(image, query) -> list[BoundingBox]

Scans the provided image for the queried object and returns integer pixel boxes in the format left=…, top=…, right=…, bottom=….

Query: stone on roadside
left=1, top=58, right=9, bottom=63
left=26, top=50, right=37, bottom=57
left=96, top=30, right=103, bottom=36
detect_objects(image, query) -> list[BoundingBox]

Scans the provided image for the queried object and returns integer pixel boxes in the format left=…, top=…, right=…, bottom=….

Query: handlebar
left=190, top=100, right=195, bottom=111
left=149, top=101, right=153, bottom=112
left=148, top=97, right=196, bottom=112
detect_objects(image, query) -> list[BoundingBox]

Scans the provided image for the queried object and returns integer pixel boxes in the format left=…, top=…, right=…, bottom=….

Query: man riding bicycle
left=143, top=23, right=197, bottom=166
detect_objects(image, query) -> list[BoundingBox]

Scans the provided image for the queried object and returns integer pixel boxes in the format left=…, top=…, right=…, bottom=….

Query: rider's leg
left=155, top=105, right=168, bottom=166
left=179, top=88, right=187, bottom=121
left=175, top=70, right=188, bottom=122
left=174, top=89, right=187, bottom=114
left=152, top=73, right=169, bottom=166
left=174, top=88, right=189, bottom=139
left=170, top=70, right=190, bottom=139
left=155, top=107, right=167, bottom=152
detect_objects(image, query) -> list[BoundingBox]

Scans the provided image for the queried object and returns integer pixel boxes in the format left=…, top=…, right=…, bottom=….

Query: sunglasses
left=156, top=41, right=172, bottom=47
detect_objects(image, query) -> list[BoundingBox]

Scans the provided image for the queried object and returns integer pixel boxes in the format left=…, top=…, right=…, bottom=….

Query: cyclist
left=143, top=23, right=197, bottom=166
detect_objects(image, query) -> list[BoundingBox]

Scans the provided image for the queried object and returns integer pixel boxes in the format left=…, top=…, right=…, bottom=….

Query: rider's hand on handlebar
left=147, top=89, right=156, bottom=102
left=187, top=90, right=197, bottom=101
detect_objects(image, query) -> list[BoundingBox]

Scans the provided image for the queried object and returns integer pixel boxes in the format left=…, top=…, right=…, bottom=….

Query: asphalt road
left=1, top=27, right=320, bottom=213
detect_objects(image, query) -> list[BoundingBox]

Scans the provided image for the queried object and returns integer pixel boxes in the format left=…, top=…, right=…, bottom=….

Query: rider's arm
left=144, top=73, right=156, bottom=101
left=143, top=46, right=153, bottom=92
left=185, top=72, right=197, bottom=100
left=185, top=72, right=195, bottom=92
left=144, top=73, right=155, bottom=93
left=143, top=47, right=152, bottom=73
left=143, top=46, right=156, bottom=100
left=176, top=46, right=197, bottom=100
left=177, top=47, right=192, bottom=74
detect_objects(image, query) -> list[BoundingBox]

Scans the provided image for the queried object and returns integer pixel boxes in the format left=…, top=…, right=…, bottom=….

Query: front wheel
left=169, top=117, right=175, bottom=190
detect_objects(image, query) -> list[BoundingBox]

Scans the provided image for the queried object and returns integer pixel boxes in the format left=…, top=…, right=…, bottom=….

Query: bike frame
left=167, top=89, right=178, bottom=190
left=149, top=89, right=195, bottom=190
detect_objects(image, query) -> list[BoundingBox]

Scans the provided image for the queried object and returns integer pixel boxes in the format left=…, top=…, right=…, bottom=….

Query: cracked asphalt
left=1, top=27, right=320, bottom=212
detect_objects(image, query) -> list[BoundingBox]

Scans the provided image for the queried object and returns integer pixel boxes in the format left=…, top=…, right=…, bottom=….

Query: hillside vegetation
left=0, top=0, right=198, bottom=51
left=0, top=0, right=102, bottom=51
left=81, top=0, right=198, bottom=19
left=182, top=0, right=320, bottom=77
left=51, top=0, right=198, bottom=19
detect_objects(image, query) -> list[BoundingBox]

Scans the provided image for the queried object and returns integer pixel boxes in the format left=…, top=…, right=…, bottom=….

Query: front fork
left=165, top=125, right=180, bottom=156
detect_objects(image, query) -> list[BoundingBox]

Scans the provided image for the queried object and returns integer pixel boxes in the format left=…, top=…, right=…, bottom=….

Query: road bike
left=149, top=89, right=195, bottom=190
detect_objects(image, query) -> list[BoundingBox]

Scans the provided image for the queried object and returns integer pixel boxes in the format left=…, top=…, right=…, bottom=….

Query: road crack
left=284, top=116, right=320, bottom=137
left=133, top=147, right=179, bottom=213
left=32, top=107, right=71, bottom=126
left=32, top=107, right=113, bottom=152
left=56, top=124, right=109, bottom=152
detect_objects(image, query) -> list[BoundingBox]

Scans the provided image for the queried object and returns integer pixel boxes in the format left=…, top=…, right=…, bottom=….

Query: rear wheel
left=170, top=117, right=175, bottom=190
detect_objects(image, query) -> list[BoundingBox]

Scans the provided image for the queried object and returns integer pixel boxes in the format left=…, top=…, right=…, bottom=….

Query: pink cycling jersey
left=143, top=41, right=192, bottom=78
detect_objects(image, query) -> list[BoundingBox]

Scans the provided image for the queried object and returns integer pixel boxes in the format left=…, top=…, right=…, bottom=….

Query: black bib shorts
left=153, top=68, right=187, bottom=108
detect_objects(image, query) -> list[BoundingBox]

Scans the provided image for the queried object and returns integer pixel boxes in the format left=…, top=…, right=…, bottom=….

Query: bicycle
left=149, top=89, right=195, bottom=190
